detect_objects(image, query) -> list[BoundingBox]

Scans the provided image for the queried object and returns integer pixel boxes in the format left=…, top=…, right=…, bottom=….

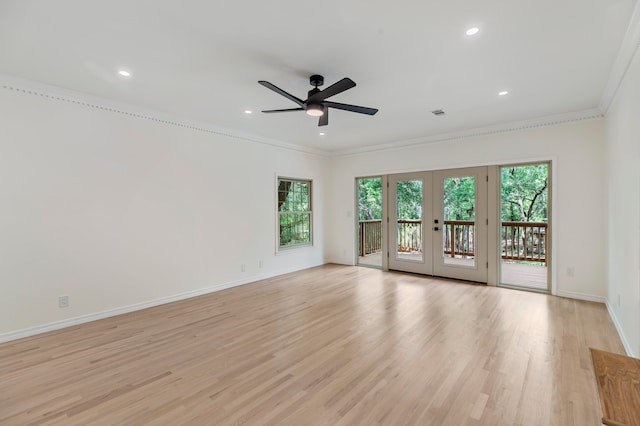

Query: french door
left=388, top=167, right=488, bottom=283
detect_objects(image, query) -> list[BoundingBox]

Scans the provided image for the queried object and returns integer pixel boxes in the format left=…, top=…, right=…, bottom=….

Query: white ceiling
left=0, top=0, right=637, bottom=152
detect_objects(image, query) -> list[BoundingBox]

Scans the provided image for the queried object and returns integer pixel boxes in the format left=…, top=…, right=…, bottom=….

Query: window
left=277, top=177, right=312, bottom=248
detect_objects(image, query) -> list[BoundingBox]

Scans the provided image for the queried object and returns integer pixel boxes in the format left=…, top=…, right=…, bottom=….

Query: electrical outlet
left=566, top=267, right=575, bottom=277
left=618, top=293, right=621, bottom=307
left=241, top=264, right=246, bottom=272
left=58, top=295, right=69, bottom=308
left=259, top=260, right=263, bottom=268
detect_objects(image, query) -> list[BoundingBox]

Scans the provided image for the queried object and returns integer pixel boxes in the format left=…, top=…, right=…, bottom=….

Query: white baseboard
left=555, top=290, right=607, bottom=303
left=0, top=263, right=324, bottom=344
left=606, top=302, right=636, bottom=357
left=324, top=258, right=354, bottom=266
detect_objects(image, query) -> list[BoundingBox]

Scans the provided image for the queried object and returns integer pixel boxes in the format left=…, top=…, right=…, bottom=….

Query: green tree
left=501, top=165, right=548, bottom=222
left=358, top=178, right=423, bottom=220
left=396, top=180, right=422, bottom=219
left=443, top=177, right=475, bottom=220
left=357, top=178, right=382, bottom=220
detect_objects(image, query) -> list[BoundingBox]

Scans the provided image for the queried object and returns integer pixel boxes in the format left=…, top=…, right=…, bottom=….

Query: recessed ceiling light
left=498, top=90, right=509, bottom=96
left=244, top=110, right=253, bottom=114
left=466, top=27, right=479, bottom=36
left=118, top=70, right=131, bottom=77
left=319, top=132, right=325, bottom=136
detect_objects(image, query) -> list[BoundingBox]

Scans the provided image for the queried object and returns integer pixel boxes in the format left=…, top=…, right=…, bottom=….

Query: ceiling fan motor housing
left=310, top=74, right=324, bottom=87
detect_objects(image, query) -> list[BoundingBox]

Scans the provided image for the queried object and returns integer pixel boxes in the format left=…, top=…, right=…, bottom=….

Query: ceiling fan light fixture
left=306, top=104, right=324, bottom=117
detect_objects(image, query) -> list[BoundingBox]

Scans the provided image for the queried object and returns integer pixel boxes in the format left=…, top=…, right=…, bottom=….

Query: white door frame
left=387, top=171, right=433, bottom=274
left=431, top=167, right=488, bottom=283
left=386, top=166, right=488, bottom=283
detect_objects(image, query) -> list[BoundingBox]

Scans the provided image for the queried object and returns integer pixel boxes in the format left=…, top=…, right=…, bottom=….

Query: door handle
left=434, top=226, right=439, bottom=231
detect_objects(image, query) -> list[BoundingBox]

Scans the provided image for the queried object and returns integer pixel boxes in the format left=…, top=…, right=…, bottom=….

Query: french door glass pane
left=357, top=177, right=383, bottom=267
left=441, top=176, right=476, bottom=267
left=396, top=179, right=423, bottom=261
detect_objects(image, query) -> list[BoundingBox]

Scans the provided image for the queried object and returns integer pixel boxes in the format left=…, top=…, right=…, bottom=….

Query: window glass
left=277, top=178, right=312, bottom=247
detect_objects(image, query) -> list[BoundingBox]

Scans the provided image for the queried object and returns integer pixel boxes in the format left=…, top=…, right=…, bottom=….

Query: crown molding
left=599, top=0, right=640, bottom=114
left=0, top=73, right=607, bottom=159
left=0, top=73, right=331, bottom=158
left=331, top=108, right=604, bottom=157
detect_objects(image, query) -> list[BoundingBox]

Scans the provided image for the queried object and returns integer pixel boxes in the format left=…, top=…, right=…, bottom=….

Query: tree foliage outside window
left=354, top=165, right=548, bottom=224
left=278, top=178, right=312, bottom=247
left=357, top=178, right=382, bottom=220
left=357, top=178, right=424, bottom=221
left=396, top=180, right=422, bottom=220
left=443, top=177, right=476, bottom=221
left=501, top=164, right=548, bottom=222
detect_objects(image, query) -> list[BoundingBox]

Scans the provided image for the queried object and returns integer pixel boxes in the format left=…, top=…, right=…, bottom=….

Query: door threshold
left=388, top=269, right=487, bottom=285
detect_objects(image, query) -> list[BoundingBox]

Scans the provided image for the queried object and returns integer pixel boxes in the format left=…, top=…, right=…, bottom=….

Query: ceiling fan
left=258, top=74, right=378, bottom=127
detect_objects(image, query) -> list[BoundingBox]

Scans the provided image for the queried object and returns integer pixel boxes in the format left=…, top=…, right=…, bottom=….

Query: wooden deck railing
left=359, top=219, right=383, bottom=256
left=443, top=220, right=475, bottom=258
left=502, top=221, right=547, bottom=264
left=397, top=219, right=422, bottom=252
left=359, top=219, right=548, bottom=264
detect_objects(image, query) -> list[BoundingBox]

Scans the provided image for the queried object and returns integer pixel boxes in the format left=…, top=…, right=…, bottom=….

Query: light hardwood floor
left=0, top=265, right=625, bottom=425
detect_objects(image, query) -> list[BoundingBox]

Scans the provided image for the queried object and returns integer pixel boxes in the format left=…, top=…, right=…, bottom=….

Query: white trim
left=606, top=302, right=636, bottom=357
left=550, top=158, right=558, bottom=297
left=331, top=109, right=604, bottom=157
left=599, top=0, right=640, bottom=114
left=325, top=258, right=355, bottom=266
left=275, top=176, right=314, bottom=251
left=0, top=263, right=324, bottom=344
left=353, top=177, right=360, bottom=267
left=555, top=290, right=607, bottom=304
left=274, top=172, right=279, bottom=255
left=353, top=175, right=388, bottom=270
left=0, top=73, right=330, bottom=158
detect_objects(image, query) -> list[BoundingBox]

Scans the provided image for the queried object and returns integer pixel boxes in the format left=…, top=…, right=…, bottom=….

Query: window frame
left=276, top=176, right=313, bottom=250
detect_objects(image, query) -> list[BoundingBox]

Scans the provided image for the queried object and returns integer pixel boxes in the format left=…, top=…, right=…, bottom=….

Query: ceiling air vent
left=431, top=109, right=445, bottom=116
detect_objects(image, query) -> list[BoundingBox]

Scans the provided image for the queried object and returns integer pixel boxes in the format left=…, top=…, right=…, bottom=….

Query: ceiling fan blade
left=309, top=78, right=356, bottom=102
left=262, top=108, right=305, bottom=113
left=324, top=101, right=378, bottom=115
left=258, top=81, right=305, bottom=106
left=318, top=109, right=328, bottom=126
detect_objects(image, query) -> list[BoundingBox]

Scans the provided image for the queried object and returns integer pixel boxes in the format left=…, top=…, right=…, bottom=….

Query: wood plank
left=501, top=261, right=547, bottom=289
left=590, top=348, right=640, bottom=426
left=0, top=265, right=625, bottom=425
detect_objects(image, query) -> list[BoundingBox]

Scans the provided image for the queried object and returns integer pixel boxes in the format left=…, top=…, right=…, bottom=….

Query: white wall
left=605, top=45, right=640, bottom=357
left=0, top=83, right=328, bottom=338
left=328, top=119, right=607, bottom=300
left=0, top=76, right=620, bottom=345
